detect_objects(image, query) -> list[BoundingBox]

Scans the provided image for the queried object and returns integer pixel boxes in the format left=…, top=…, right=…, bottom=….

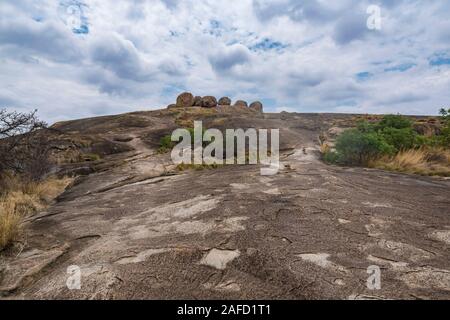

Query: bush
left=439, top=124, right=450, bottom=147
left=381, top=127, right=417, bottom=151
left=158, top=135, right=176, bottom=153
left=331, top=129, right=395, bottom=165
left=376, top=114, right=412, bottom=130
left=157, top=127, right=207, bottom=154
left=322, top=150, right=339, bottom=164
left=324, top=112, right=450, bottom=174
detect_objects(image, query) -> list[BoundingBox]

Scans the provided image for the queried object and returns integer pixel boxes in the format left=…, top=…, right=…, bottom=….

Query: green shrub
left=324, top=112, right=449, bottom=172
left=157, top=127, right=207, bottom=153
left=439, top=123, right=450, bottom=147
left=322, top=150, right=340, bottom=164
left=332, top=129, right=395, bottom=165
left=381, top=127, right=417, bottom=151
left=376, top=114, right=412, bottom=130
left=158, top=135, right=175, bottom=153
left=356, top=121, right=374, bottom=133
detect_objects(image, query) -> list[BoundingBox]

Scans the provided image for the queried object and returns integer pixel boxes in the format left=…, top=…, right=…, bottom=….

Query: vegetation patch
left=323, top=110, right=450, bottom=176
left=0, top=109, right=75, bottom=251
left=176, top=163, right=222, bottom=171
left=0, top=174, right=73, bottom=251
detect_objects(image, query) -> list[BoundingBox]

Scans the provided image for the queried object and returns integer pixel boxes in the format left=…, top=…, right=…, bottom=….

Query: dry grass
left=320, top=142, right=331, bottom=154
left=0, top=175, right=73, bottom=251
left=0, top=201, right=23, bottom=250
left=369, top=147, right=450, bottom=177
left=176, top=163, right=222, bottom=171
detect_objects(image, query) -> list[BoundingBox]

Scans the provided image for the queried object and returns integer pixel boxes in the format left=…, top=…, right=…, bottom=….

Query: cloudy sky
left=1, top=0, right=449, bottom=123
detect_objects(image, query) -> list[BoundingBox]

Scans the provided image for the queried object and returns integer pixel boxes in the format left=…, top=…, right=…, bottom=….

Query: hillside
left=1, top=107, right=449, bottom=299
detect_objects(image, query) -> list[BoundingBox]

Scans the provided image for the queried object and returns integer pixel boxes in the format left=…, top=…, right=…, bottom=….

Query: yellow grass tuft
left=0, top=200, right=23, bottom=250
left=0, top=176, right=73, bottom=251
left=320, top=142, right=331, bottom=154
left=370, top=147, right=450, bottom=176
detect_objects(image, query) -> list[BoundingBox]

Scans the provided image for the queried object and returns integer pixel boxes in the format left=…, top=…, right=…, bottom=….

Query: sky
left=0, top=0, right=449, bottom=123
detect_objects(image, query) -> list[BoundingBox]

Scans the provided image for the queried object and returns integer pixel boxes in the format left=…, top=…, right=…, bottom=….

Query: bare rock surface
left=1, top=109, right=449, bottom=300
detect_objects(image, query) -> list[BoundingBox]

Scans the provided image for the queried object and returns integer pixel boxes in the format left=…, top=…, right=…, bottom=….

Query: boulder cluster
left=168, top=92, right=263, bottom=112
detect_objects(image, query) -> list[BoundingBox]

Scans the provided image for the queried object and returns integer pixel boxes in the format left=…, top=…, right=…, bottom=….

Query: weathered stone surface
left=167, top=104, right=177, bottom=109
left=218, top=97, right=232, bottom=106
left=201, top=96, right=218, bottom=108
left=176, top=92, right=194, bottom=108
left=234, top=100, right=248, bottom=107
left=249, top=101, right=263, bottom=112
left=2, top=110, right=449, bottom=300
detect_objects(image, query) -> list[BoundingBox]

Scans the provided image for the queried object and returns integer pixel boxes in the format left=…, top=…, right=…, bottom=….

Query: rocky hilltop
left=0, top=107, right=449, bottom=300
left=167, top=92, right=264, bottom=112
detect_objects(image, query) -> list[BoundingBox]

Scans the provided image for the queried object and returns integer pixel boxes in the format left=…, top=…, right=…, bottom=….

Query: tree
left=0, top=109, right=50, bottom=180
left=438, top=108, right=450, bottom=147
left=439, top=108, right=449, bottom=118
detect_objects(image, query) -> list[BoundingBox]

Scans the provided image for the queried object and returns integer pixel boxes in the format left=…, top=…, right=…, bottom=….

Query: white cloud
left=0, top=0, right=449, bottom=123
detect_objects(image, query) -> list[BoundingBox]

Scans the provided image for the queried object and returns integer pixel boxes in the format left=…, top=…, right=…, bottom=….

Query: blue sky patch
left=356, top=72, right=373, bottom=81
left=429, top=53, right=450, bottom=66
left=208, top=19, right=223, bottom=37
left=249, top=38, right=288, bottom=52
left=384, top=63, right=416, bottom=72
left=162, top=84, right=186, bottom=98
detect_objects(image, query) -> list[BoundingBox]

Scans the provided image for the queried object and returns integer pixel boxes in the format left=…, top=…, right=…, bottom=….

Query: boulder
left=167, top=104, right=177, bottom=109
left=218, top=97, right=232, bottom=106
left=193, top=96, right=202, bottom=106
left=201, top=96, right=218, bottom=108
left=234, top=100, right=248, bottom=108
left=176, top=92, right=194, bottom=108
left=249, top=101, right=263, bottom=112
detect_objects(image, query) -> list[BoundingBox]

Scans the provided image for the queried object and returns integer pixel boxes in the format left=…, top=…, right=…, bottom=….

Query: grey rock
left=176, top=92, right=194, bottom=108
left=201, top=96, right=218, bottom=108
left=234, top=100, right=248, bottom=108
left=218, top=97, right=232, bottom=106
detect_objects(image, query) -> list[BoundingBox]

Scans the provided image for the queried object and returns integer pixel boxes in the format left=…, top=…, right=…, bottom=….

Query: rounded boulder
left=249, top=101, right=263, bottom=112
left=176, top=92, right=194, bottom=108
left=218, top=97, right=232, bottom=106
left=201, top=96, right=218, bottom=108
left=234, top=100, right=248, bottom=108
